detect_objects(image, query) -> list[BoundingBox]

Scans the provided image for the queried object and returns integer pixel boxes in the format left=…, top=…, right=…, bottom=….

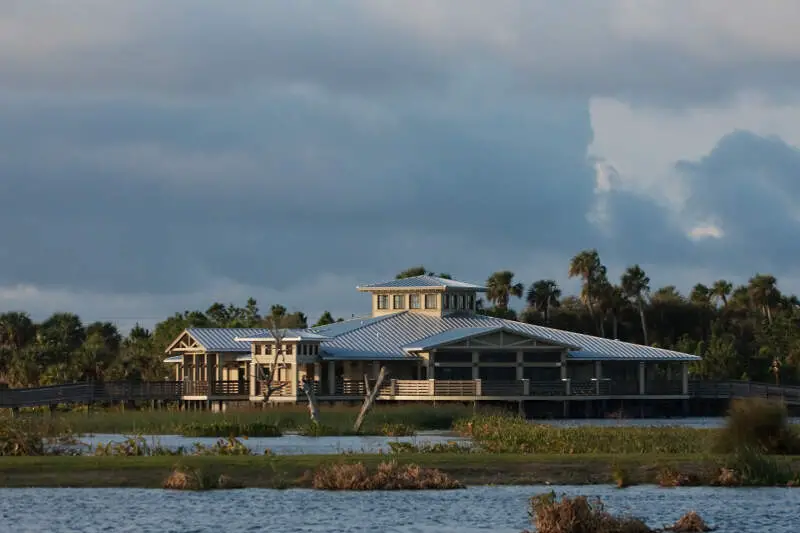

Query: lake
left=1, top=485, right=797, bottom=532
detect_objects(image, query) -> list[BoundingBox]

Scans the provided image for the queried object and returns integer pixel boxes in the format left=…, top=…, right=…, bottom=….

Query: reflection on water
left=1, top=485, right=797, bottom=533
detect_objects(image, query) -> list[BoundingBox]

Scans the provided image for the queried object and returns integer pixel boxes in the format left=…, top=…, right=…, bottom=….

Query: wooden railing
left=4, top=378, right=800, bottom=408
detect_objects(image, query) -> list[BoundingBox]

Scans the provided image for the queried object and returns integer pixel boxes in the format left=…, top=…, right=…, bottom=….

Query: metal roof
left=233, top=329, right=329, bottom=342
left=401, top=327, right=502, bottom=351
left=308, top=314, right=394, bottom=337
left=317, top=312, right=701, bottom=362
left=186, top=328, right=268, bottom=353
left=357, top=275, right=487, bottom=292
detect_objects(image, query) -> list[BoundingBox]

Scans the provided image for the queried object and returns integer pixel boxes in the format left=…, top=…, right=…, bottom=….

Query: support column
left=681, top=362, right=689, bottom=395
left=328, top=361, right=336, bottom=395
left=472, top=351, right=480, bottom=380
left=594, top=361, right=602, bottom=394
left=290, top=363, right=299, bottom=398
left=426, top=350, right=436, bottom=379
left=516, top=351, right=524, bottom=380
left=639, top=362, right=646, bottom=395
left=217, top=353, right=224, bottom=381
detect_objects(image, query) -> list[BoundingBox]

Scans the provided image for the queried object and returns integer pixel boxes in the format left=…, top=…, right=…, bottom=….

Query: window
left=449, top=295, right=456, bottom=309
left=409, top=293, right=421, bottom=309
left=443, top=294, right=450, bottom=309
left=284, top=344, right=293, bottom=355
left=424, top=294, right=437, bottom=309
left=377, top=295, right=389, bottom=309
left=457, top=294, right=465, bottom=309
left=467, top=294, right=474, bottom=310
left=393, top=294, right=406, bottom=309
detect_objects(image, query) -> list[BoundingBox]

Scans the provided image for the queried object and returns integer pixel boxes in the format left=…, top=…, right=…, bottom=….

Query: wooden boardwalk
left=2, top=379, right=800, bottom=409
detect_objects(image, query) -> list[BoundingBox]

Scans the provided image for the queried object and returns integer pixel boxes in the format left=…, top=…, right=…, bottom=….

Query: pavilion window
left=377, top=295, right=389, bottom=309
left=457, top=294, right=464, bottom=309
left=424, top=294, right=437, bottom=309
left=409, top=294, right=421, bottom=309
left=393, top=294, right=406, bottom=309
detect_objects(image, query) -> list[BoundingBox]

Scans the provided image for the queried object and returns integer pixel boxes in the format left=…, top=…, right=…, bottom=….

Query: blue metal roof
left=308, top=314, right=394, bottom=337
left=357, top=275, right=486, bottom=292
left=186, top=328, right=268, bottom=353
left=233, top=329, right=329, bottom=341
left=317, top=312, right=700, bottom=362
left=402, top=327, right=502, bottom=351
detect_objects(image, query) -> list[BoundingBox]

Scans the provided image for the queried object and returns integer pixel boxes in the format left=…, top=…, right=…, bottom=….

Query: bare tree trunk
left=353, top=366, right=388, bottom=433
left=638, top=302, right=649, bottom=345
left=612, top=314, right=618, bottom=340
left=301, top=379, right=320, bottom=424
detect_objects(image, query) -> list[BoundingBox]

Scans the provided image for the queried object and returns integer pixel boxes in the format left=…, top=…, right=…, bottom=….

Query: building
left=163, top=275, right=700, bottom=413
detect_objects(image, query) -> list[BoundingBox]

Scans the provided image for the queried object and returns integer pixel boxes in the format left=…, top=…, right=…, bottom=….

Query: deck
left=2, top=379, right=800, bottom=408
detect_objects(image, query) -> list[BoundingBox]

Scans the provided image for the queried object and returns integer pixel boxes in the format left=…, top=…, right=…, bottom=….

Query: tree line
left=1, top=252, right=797, bottom=387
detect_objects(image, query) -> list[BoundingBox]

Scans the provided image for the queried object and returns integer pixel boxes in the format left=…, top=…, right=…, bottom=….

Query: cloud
left=2, top=2, right=800, bottom=330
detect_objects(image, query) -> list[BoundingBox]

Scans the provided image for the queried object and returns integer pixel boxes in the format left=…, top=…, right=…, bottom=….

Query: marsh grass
left=455, top=415, right=715, bottom=454
left=525, top=492, right=714, bottom=533
left=716, top=447, right=796, bottom=486
left=387, top=441, right=473, bottom=454
left=311, top=460, right=464, bottom=490
left=44, top=404, right=472, bottom=436
left=162, top=464, right=244, bottom=490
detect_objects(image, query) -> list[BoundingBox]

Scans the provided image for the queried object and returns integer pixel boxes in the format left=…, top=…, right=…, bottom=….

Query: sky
left=2, top=0, right=800, bottom=332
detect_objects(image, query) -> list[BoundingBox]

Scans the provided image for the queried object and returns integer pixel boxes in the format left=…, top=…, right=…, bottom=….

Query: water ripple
left=1, top=485, right=797, bottom=533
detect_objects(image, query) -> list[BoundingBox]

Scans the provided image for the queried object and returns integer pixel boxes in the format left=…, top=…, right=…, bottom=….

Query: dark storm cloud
left=676, top=131, right=800, bottom=275
left=0, top=79, right=601, bottom=295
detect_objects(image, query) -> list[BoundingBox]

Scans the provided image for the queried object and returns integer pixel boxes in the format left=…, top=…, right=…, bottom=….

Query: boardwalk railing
left=3, top=378, right=800, bottom=408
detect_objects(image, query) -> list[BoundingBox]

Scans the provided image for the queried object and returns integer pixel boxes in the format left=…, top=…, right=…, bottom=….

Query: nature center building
left=164, top=275, right=700, bottom=416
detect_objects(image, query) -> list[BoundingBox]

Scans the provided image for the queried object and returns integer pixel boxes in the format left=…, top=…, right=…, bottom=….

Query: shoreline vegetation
left=3, top=398, right=800, bottom=489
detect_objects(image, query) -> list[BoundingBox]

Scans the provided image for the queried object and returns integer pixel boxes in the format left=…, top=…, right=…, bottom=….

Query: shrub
left=312, top=461, right=464, bottom=490
left=525, top=492, right=650, bottom=533
left=657, top=468, right=702, bottom=488
left=0, top=417, right=46, bottom=456
left=717, top=447, right=794, bottom=486
left=94, top=435, right=181, bottom=456
left=715, top=398, right=800, bottom=454
left=524, top=492, right=714, bottom=533
left=192, top=436, right=251, bottom=456
left=611, top=464, right=631, bottom=488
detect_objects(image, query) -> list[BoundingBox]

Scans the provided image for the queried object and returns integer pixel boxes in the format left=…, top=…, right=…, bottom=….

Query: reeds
left=178, top=421, right=281, bottom=438
left=162, top=465, right=244, bottom=490
left=455, top=415, right=714, bottom=454
left=311, top=460, right=464, bottom=490
left=524, top=492, right=714, bottom=533
left=387, top=441, right=473, bottom=454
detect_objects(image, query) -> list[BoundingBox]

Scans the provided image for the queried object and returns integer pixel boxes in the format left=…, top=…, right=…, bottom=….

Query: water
left=1, top=485, right=797, bottom=532
left=73, top=431, right=470, bottom=455
left=540, top=416, right=800, bottom=428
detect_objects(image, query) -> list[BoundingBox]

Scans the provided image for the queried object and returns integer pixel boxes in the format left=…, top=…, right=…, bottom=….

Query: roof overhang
left=164, top=329, right=205, bottom=354
left=233, top=335, right=329, bottom=343
left=567, top=349, right=702, bottom=362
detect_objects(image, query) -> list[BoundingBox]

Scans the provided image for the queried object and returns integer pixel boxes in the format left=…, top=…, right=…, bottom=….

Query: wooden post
left=353, top=366, right=388, bottom=432
left=639, top=362, right=646, bottom=395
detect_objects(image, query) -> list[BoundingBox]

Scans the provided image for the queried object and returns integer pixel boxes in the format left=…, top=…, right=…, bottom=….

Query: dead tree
left=353, top=366, right=388, bottom=432
left=300, top=376, right=320, bottom=424
left=259, top=306, right=290, bottom=402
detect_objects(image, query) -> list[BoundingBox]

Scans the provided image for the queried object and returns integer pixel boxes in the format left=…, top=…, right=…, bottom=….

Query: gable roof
left=165, top=328, right=269, bottom=354
left=233, top=329, right=330, bottom=342
left=401, top=326, right=504, bottom=352
left=356, top=275, right=486, bottom=292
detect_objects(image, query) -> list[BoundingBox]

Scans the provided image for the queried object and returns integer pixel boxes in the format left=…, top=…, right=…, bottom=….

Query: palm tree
left=526, top=280, right=561, bottom=324
left=597, top=280, right=626, bottom=339
left=0, top=312, right=36, bottom=350
left=486, top=271, right=524, bottom=310
left=748, top=273, right=779, bottom=324
left=568, top=250, right=606, bottom=330
left=620, top=264, right=650, bottom=345
left=690, top=284, right=712, bottom=307
left=711, top=280, right=732, bottom=307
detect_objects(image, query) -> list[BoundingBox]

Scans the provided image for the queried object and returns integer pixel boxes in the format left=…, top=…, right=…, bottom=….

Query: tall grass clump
left=162, top=464, right=244, bottom=491
left=178, top=421, right=281, bottom=438
left=455, top=415, right=712, bottom=454
left=524, top=492, right=714, bottom=533
left=715, top=398, right=800, bottom=454
left=0, top=416, right=46, bottom=456
left=715, top=447, right=796, bottom=486
left=312, top=461, right=464, bottom=490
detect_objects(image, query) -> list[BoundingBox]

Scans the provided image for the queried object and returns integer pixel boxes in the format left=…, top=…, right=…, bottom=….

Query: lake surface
left=74, top=431, right=470, bottom=455
left=1, top=485, right=797, bottom=532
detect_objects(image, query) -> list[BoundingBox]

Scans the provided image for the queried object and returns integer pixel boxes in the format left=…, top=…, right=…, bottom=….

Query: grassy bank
left=17, top=404, right=473, bottom=437
left=2, top=453, right=800, bottom=488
